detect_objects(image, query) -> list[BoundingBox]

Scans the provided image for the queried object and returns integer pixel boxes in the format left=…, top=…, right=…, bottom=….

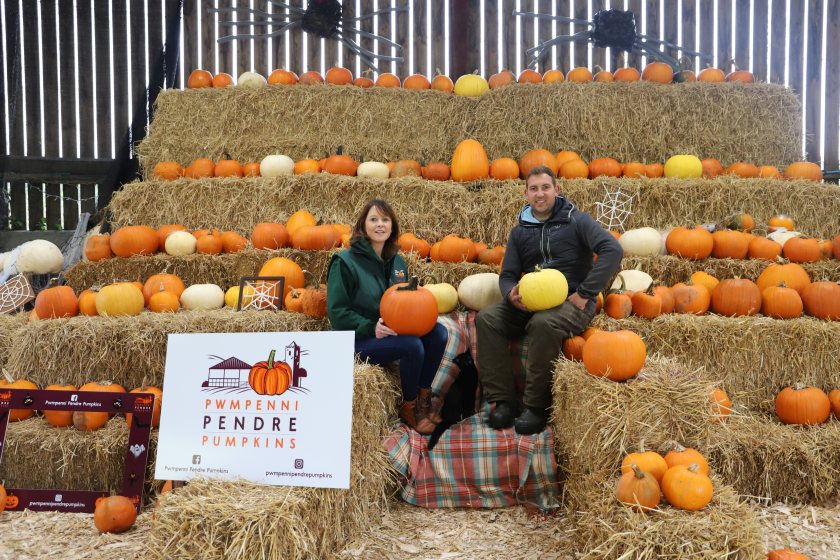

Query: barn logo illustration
left=200, top=341, right=309, bottom=396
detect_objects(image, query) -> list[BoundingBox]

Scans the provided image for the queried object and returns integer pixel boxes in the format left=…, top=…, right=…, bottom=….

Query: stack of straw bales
left=0, top=313, right=26, bottom=371
left=552, top=357, right=764, bottom=558
left=137, top=82, right=801, bottom=172
left=5, top=310, right=328, bottom=389
left=108, top=174, right=840, bottom=243
left=148, top=361, right=399, bottom=560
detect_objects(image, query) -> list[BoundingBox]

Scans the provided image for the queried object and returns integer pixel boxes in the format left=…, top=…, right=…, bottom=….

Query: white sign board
left=154, top=331, right=355, bottom=489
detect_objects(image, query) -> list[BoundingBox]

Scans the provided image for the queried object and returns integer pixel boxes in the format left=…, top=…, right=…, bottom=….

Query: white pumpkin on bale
left=518, top=267, right=568, bottom=311
left=422, top=279, right=459, bottom=313
left=237, top=71, right=266, bottom=88
left=458, top=273, right=502, bottom=311
left=610, top=269, right=654, bottom=292
left=16, top=240, right=64, bottom=274
left=260, top=154, right=295, bottom=177
left=165, top=231, right=197, bottom=256
left=619, top=227, right=662, bottom=257
left=181, top=284, right=225, bottom=310
left=356, top=161, right=390, bottom=179
left=766, top=228, right=803, bottom=248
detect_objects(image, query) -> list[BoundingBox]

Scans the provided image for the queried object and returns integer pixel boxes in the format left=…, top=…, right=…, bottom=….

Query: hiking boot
left=488, top=401, right=514, bottom=429
left=417, top=388, right=442, bottom=425
left=514, top=407, right=547, bottom=435
left=428, top=393, right=444, bottom=425
left=399, top=399, right=436, bottom=435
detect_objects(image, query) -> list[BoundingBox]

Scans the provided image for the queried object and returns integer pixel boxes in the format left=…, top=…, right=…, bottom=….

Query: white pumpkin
left=181, top=284, right=225, bottom=310
left=165, top=231, right=197, bottom=256
left=237, top=71, right=266, bottom=88
left=610, top=269, right=654, bottom=292
left=458, top=273, right=502, bottom=311
left=423, top=281, right=459, bottom=313
left=0, top=251, right=9, bottom=271
left=619, top=227, right=662, bottom=257
left=766, top=228, right=803, bottom=248
left=260, top=154, right=295, bottom=177
left=356, top=161, right=390, bottom=179
left=16, top=240, right=64, bottom=273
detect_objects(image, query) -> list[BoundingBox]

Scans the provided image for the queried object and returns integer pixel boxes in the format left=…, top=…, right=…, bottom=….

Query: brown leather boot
left=413, top=389, right=437, bottom=435
left=418, top=388, right=442, bottom=425
left=399, top=399, right=419, bottom=429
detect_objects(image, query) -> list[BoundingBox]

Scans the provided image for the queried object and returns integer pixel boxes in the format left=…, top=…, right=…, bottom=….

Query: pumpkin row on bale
left=616, top=443, right=714, bottom=512
left=86, top=226, right=248, bottom=261
left=775, top=385, right=840, bottom=426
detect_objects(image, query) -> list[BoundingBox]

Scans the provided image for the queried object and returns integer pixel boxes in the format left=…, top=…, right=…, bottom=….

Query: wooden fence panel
left=804, top=0, right=825, bottom=163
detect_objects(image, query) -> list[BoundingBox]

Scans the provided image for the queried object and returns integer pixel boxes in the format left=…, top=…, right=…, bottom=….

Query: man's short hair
left=525, top=165, right=556, bottom=183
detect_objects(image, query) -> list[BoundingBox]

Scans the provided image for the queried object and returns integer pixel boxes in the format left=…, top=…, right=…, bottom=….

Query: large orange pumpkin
left=783, top=161, right=822, bottom=181
left=775, top=385, right=831, bottom=425
left=519, top=149, right=558, bottom=177
left=259, top=257, right=305, bottom=299
left=710, top=278, right=762, bottom=317
left=671, top=281, right=711, bottom=315
left=291, top=225, right=339, bottom=250
left=251, top=222, right=290, bottom=250
left=34, top=285, right=79, bottom=319
left=451, top=139, right=489, bottom=182
left=665, top=226, right=714, bottom=260
left=588, top=158, right=622, bottom=178
left=286, top=210, right=318, bottom=236
left=800, top=281, right=840, bottom=320
left=756, top=262, right=811, bottom=294
left=94, top=495, right=137, bottom=533
left=582, top=330, right=647, bottom=381
left=142, top=274, right=186, bottom=304
left=782, top=237, right=822, bottom=263
left=110, top=225, right=159, bottom=257
left=248, top=349, right=292, bottom=395
left=436, top=235, right=476, bottom=263
left=379, top=277, right=439, bottom=336
left=616, top=464, right=661, bottom=512
left=220, top=231, right=248, bottom=253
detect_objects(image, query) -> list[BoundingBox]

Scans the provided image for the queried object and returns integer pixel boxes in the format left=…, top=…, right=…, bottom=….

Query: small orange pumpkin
left=85, top=234, right=113, bottom=261
left=94, top=495, right=138, bottom=533
left=248, top=349, right=292, bottom=395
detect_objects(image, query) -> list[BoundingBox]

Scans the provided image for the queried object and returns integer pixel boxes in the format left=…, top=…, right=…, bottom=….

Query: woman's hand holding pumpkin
left=375, top=317, right=399, bottom=338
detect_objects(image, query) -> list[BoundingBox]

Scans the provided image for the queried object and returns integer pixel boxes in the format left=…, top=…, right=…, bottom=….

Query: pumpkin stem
left=267, top=349, right=276, bottom=369
left=302, top=270, right=321, bottom=290
left=638, top=438, right=647, bottom=453
left=396, top=276, right=420, bottom=291
left=687, top=463, right=700, bottom=473
left=662, top=440, right=686, bottom=454
left=631, top=464, right=646, bottom=479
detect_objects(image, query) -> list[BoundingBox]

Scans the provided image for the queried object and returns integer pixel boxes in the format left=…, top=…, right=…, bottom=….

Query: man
left=476, top=165, right=623, bottom=435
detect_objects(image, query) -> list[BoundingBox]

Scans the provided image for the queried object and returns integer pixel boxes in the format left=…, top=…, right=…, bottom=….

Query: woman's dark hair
left=350, top=199, right=401, bottom=258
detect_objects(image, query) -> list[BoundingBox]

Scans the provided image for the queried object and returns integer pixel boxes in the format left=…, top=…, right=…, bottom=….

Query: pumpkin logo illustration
left=248, top=349, right=292, bottom=396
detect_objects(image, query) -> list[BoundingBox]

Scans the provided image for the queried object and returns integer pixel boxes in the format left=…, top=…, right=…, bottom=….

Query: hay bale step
left=4, top=310, right=328, bottom=389
left=0, top=416, right=158, bottom=495
left=707, top=414, right=840, bottom=504
left=149, top=362, right=398, bottom=560
left=137, top=82, right=800, bottom=174
left=590, top=315, right=840, bottom=412
left=108, top=174, right=840, bottom=242
left=63, top=248, right=496, bottom=294
left=0, top=313, right=27, bottom=372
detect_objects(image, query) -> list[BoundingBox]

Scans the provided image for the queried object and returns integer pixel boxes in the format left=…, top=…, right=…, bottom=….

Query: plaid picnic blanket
left=384, top=412, right=559, bottom=510
left=382, top=311, right=559, bottom=511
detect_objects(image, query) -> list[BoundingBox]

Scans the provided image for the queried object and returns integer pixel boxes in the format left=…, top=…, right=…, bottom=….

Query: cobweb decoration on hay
left=237, top=277, right=285, bottom=312
left=0, top=274, right=35, bottom=314
left=213, top=0, right=407, bottom=72
left=594, top=186, right=635, bottom=232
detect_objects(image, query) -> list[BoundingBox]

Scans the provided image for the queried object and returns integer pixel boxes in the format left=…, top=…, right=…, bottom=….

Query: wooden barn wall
left=1, top=0, right=838, bottom=231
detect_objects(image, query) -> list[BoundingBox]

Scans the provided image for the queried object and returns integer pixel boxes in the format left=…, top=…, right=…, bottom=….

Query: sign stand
left=0, top=388, right=154, bottom=513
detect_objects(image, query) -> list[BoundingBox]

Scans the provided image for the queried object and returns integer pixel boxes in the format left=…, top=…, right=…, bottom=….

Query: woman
left=327, top=199, right=448, bottom=435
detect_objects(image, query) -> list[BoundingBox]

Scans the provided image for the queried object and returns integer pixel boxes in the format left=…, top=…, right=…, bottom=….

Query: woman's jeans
left=356, top=322, right=448, bottom=401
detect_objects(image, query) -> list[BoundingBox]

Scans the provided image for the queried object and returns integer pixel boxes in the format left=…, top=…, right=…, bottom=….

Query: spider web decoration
left=237, top=276, right=287, bottom=312
left=594, top=186, right=636, bottom=232
left=0, top=274, right=35, bottom=314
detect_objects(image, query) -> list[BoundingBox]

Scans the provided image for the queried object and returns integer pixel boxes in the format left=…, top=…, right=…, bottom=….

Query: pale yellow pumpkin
left=224, top=285, right=256, bottom=308
left=423, top=281, right=459, bottom=314
left=454, top=74, right=489, bottom=97
left=457, top=273, right=502, bottom=311
left=519, top=267, right=569, bottom=311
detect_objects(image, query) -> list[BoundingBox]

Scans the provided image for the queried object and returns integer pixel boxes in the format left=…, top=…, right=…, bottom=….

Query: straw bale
left=0, top=313, right=27, bottom=371
left=137, top=83, right=799, bottom=175
left=4, top=310, right=328, bottom=389
left=707, top=413, right=840, bottom=504
left=471, top=81, right=800, bottom=167
left=591, top=315, right=840, bottom=413
left=136, top=86, right=476, bottom=173
left=148, top=361, right=399, bottom=560
left=0, top=415, right=158, bottom=494
left=568, top=474, right=764, bottom=560
left=108, top=174, right=840, bottom=242
left=63, top=248, right=497, bottom=294
left=551, top=356, right=717, bottom=511
left=623, top=254, right=840, bottom=286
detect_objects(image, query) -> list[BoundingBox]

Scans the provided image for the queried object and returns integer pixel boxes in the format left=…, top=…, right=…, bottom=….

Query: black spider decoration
left=514, top=8, right=713, bottom=80
left=212, top=0, right=407, bottom=73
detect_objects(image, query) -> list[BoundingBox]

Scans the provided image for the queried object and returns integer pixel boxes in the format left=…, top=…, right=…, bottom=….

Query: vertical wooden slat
left=90, top=1, right=111, bottom=160
left=536, top=0, right=552, bottom=73
left=804, top=0, right=824, bottom=163
left=503, top=0, right=517, bottom=73
left=358, top=0, right=374, bottom=77
left=520, top=0, right=533, bottom=75
left=40, top=1, right=62, bottom=229
left=182, top=0, right=199, bottom=76
left=642, top=0, right=659, bottom=68
left=338, top=0, right=356, bottom=74
left=698, top=0, right=714, bottom=71
left=432, top=0, right=447, bottom=78
left=751, top=0, right=768, bottom=80
left=0, top=1, right=9, bottom=158
left=109, top=2, right=129, bottom=162
left=572, top=0, right=587, bottom=69
left=130, top=0, right=147, bottom=158
left=768, top=0, right=786, bottom=85
left=591, top=1, right=607, bottom=74
left=285, top=2, right=301, bottom=75
left=57, top=1, right=80, bottom=229
left=393, top=0, right=409, bottom=77
left=378, top=0, right=393, bottom=76
left=412, top=0, right=428, bottom=76
left=214, top=0, right=231, bottom=75
left=625, top=0, right=643, bottom=69
left=824, top=0, right=840, bottom=173
left=482, top=0, right=498, bottom=75
left=733, top=0, right=750, bottom=70
left=787, top=0, right=804, bottom=94
left=251, top=0, right=267, bottom=74
left=716, top=0, right=733, bottom=72
left=681, top=0, right=697, bottom=72
left=21, top=3, right=43, bottom=230
left=663, top=0, right=679, bottom=63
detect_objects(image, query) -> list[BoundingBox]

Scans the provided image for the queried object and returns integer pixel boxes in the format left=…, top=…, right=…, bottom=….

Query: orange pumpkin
left=653, top=286, right=675, bottom=314
left=768, top=214, right=796, bottom=232
left=156, top=224, right=188, bottom=248
left=259, top=257, right=305, bottom=299
left=644, top=162, right=664, bottom=178
left=665, top=226, right=714, bottom=260
left=582, top=330, right=647, bottom=381
left=78, top=289, right=99, bottom=316
left=622, top=162, right=646, bottom=178
left=195, top=231, right=223, bottom=255
left=701, top=158, right=724, bottom=178
left=725, top=162, right=760, bottom=178
left=375, top=73, right=401, bottom=88
left=398, top=233, right=432, bottom=258
left=184, top=158, right=215, bottom=179
left=291, top=225, right=339, bottom=250
left=710, top=387, right=732, bottom=422
left=220, top=231, right=248, bottom=253
left=451, top=139, right=489, bottom=182
left=566, top=67, right=593, bottom=82
left=431, top=73, right=454, bottom=92
left=783, top=237, right=822, bottom=263
left=242, top=162, right=261, bottom=176
left=621, top=444, right=668, bottom=482
left=211, top=72, right=233, bottom=87
left=561, top=336, right=585, bottom=361
left=248, top=349, right=292, bottom=395
left=761, top=281, right=803, bottom=319
left=488, top=70, right=516, bottom=89
left=775, top=385, right=831, bottom=425
left=353, top=76, right=374, bottom=88
left=325, top=66, right=353, bottom=85
left=711, top=229, right=749, bottom=259
left=421, top=162, right=451, bottom=181
left=698, top=67, right=725, bottom=82
left=828, top=389, right=840, bottom=418
left=251, top=222, right=290, bottom=250
left=613, top=67, right=641, bottom=81
left=148, top=288, right=180, bottom=313
left=299, top=70, right=324, bottom=85
left=671, top=281, right=711, bottom=315
left=756, top=262, right=811, bottom=294
left=73, top=381, right=126, bottom=431
left=85, top=234, right=113, bottom=261
left=519, top=149, right=558, bottom=177
left=663, top=442, right=709, bottom=475
left=294, top=159, right=321, bottom=174
left=0, top=376, right=39, bottom=421
left=268, top=69, right=299, bottom=85
left=559, top=159, right=590, bottom=179
left=379, top=277, right=439, bottom=336
left=767, top=550, right=812, bottom=560
left=783, top=161, right=823, bottom=181
left=94, top=495, right=138, bottom=533
left=42, top=383, right=77, bottom=427
left=661, top=464, right=713, bottom=510
left=300, top=281, right=327, bottom=318
left=758, top=165, right=782, bottom=178
left=478, top=246, right=505, bottom=266
left=800, top=281, right=840, bottom=320
left=641, top=62, right=673, bottom=83
left=152, top=161, right=183, bottom=180
left=284, top=288, right=305, bottom=313
left=35, top=285, right=79, bottom=319
left=436, top=235, right=476, bottom=262
left=487, top=158, right=518, bottom=180
left=403, top=73, right=431, bottom=89
left=588, top=158, right=622, bottom=178
left=725, top=69, right=754, bottom=83
left=390, top=160, right=423, bottom=178
left=711, top=278, right=762, bottom=317
left=110, top=225, right=159, bottom=257
left=187, top=69, right=213, bottom=88
left=517, top=69, right=542, bottom=83
left=141, top=274, right=185, bottom=304
left=616, top=464, right=661, bottom=513
left=747, top=236, right=782, bottom=260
